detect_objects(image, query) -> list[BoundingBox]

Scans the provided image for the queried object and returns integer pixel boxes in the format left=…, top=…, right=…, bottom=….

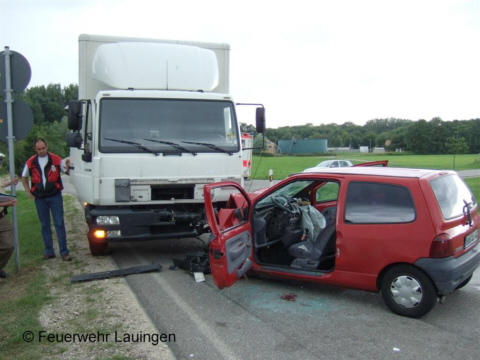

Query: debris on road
left=71, top=263, right=162, bottom=283
left=172, top=252, right=210, bottom=274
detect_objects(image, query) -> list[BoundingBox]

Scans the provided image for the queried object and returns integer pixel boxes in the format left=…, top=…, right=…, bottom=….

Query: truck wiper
left=181, top=141, right=233, bottom=155
left=143, top=138, right=197, bottom=156
left=104, top=137, right=159, bottom=156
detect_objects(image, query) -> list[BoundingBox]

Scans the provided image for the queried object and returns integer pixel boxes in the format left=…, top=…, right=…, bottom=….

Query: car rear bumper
left=414, top=241, right=480, bottom=295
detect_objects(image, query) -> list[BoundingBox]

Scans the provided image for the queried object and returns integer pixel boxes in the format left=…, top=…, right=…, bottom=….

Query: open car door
left=204, top=182, right=253, bottom=289
left=353, top=160, right=388, bottom=167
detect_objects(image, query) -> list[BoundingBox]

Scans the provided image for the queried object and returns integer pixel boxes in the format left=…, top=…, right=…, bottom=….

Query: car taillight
left=430, top=234, right=454, bottom=258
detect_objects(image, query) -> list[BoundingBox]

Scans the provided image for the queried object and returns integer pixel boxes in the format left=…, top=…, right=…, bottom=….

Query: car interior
left=251, top=180, right=339, bottom=272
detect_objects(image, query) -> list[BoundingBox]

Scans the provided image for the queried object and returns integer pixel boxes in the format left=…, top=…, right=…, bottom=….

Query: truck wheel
left=381, top=265, right=437, bottom=318
left=89, top=241, right=109, bottom=256
left=88, top=235, right=109, bottom=256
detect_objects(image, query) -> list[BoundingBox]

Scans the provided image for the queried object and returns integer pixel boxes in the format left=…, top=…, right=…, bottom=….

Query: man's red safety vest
left=26, top=153, right=64, bottom=198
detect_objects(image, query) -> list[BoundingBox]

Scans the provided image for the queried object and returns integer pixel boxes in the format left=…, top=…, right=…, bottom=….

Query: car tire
left=381, top=265, right=438, bottom=318
left=455, top=275, right=472, bottom=290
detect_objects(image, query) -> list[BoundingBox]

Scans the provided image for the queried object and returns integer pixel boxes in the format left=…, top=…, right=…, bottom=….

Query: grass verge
left=0, top=192, right=173, bottom=360
left=0, top=191, right=51, bottom=359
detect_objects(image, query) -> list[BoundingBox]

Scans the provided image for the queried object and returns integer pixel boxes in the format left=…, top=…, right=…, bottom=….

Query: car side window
left=344, top=182, right=416, bottom=223
left=330, top=161, right=339, bottom=168
left=316, top=181, right=340, bottom=203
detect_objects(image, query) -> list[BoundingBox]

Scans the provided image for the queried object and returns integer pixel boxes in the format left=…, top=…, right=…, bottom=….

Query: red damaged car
left=203, top=167, right=480, bottom=318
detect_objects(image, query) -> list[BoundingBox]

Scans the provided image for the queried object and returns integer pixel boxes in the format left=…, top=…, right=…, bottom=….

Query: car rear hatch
left=429, top=173, right=479, bottom=258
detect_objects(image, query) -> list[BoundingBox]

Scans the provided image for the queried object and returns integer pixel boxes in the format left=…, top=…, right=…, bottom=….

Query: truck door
left=204, top=182, right=253, bottom=289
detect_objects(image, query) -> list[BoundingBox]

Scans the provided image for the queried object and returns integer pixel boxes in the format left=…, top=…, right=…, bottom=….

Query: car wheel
left=455, top=275, right=472, bottom=290
left=381, top=265, right=438, bottom=318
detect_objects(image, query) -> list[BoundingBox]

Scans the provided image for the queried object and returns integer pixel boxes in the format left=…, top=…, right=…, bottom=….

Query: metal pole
left=3, top=46, right=20, bottom=270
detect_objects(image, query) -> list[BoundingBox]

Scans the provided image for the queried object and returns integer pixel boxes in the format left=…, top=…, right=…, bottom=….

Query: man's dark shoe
left=42, top=254, right=56, bottom=260
left=0, top=269, right=8, bottom=278
left=61, top=255, right=72, bottom=262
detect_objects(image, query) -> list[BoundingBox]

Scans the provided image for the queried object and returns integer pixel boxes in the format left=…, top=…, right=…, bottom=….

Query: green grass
left=464, top=178, right=480, bottom=201
left=0, top=192, right=50, bottom=360
left=250, top=153, right=480, bottom=180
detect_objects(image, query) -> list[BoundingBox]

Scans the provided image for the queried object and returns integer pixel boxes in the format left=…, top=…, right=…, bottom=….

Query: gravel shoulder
left=39, top=194, right=175, bottom=360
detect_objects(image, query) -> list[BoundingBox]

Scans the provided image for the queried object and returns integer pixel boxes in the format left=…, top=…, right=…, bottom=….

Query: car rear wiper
left=463, top=199, right=473, bottom=227
left=181, top=141, right=233, bottom=155
left=104, top=137, right=159, bottom=156
left=143, top=138, right=197, bottom=156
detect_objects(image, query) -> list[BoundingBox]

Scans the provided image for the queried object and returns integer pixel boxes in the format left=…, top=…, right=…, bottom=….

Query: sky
left=1, top=0, right=479, bottom=128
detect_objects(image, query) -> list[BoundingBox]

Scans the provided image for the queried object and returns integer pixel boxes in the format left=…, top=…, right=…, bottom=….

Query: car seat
left=288, top=207, right=337, bottom=270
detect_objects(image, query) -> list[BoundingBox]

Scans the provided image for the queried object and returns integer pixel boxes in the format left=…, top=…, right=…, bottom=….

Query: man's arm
left=0, top=198, right=17, bottom=207
left=61, top=157, right=70, bottom=175
left=21, top=176, right=35, bottom=199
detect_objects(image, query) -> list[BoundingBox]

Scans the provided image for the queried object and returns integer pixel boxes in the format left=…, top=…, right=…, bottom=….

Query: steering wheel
left=271, top=196, right=298, bottom=214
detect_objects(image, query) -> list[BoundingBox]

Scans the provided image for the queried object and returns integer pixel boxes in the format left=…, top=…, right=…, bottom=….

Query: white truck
left=66, top=34, right=265, bottom=255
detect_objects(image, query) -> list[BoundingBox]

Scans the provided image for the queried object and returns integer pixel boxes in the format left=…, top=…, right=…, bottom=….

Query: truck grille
left=151, top=185, right=195, bottom=200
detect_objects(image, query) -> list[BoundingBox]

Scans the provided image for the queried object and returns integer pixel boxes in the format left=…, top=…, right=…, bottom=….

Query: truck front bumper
left=85, top=205, right=205, bottom=242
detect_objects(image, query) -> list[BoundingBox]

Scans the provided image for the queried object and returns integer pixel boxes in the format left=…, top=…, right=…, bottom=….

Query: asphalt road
left=112, top=239, right=480, bottom=360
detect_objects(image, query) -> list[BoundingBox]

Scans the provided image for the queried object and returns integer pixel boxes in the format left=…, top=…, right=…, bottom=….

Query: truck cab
left=66, top=34, right=265, bottom=255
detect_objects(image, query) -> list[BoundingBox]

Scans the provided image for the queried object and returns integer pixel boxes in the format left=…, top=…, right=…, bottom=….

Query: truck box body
left=79, top=34, right=230, bottom=98
left=68, top=34, right=252, bottom=255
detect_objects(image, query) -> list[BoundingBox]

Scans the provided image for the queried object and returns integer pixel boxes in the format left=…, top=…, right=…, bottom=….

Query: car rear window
left=345, top=182, right=416, bottom=224
left=430, top=175, right=476, bottom=220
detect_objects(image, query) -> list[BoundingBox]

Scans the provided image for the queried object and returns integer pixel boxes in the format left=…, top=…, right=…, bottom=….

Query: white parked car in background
left=303, top=160, right=353, bottom=172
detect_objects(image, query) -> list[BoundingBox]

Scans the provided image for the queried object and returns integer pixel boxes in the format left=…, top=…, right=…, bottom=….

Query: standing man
left=21, top=139, right=72, bottom=261
left=0, top=152, right=18, bottom=278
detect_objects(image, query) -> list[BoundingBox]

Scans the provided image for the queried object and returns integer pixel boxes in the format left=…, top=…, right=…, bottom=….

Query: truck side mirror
left=66, top=132, right=83, bottom=148
left=255, top=107, right=265, bottom=133
left=68, top=100, right=83, bottom=130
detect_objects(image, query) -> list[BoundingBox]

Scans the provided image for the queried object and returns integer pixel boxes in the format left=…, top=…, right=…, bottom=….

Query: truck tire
left=89, top=241, right=109, bottom=256
left=381, top=265, right=437, bottom=318
left=88, top=235, right=109, bottom=256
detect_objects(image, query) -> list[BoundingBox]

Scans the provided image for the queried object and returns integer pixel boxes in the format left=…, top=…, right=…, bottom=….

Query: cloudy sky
left=1, top=0, right=479, bottom=128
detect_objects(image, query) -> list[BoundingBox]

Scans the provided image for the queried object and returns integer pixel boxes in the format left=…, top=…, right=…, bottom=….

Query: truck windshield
left=99, top=98, right=239, bottom=154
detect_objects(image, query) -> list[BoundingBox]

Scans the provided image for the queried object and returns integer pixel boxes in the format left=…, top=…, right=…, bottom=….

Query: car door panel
left=204, top=182, right=253, bottom=289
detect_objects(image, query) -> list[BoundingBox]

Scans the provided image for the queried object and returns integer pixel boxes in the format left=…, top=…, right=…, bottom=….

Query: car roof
left=292, top=166, right=455, bottom=179
left=317, top=160, right=334, bottom=165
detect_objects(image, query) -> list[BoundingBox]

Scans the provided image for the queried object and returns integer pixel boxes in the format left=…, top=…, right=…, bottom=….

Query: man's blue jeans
left=35, top=192, right=69, bottom=256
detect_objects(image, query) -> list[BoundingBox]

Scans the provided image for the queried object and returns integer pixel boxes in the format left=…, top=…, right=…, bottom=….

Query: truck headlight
left=96, top=216, right=120, bottom=225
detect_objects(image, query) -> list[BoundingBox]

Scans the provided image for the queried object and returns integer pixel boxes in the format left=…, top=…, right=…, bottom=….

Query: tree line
left=1, top=83, right=478, bottom=175
left=0, top=84, right=77, bottom=173
left=242, top=117, right=480, bottom=155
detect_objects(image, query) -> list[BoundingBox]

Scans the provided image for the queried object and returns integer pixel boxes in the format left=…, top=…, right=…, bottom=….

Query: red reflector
left=430, top=234, right=453, bottom=258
